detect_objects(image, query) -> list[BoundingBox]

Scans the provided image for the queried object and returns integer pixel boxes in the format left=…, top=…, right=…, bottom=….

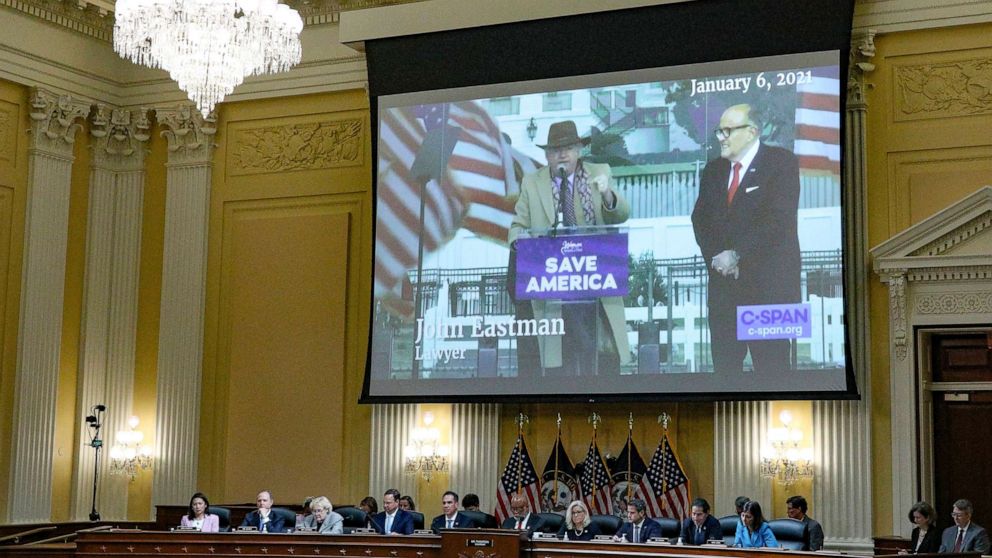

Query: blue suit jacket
left=430, top=512, right=477, bottom=534
left=681, top=514, right=722, bottom=545
left=616, top=517, right=663, bottom=543
left=240, top=510, right=285, bottom=533
left=372, top=509, right=415, bottom=535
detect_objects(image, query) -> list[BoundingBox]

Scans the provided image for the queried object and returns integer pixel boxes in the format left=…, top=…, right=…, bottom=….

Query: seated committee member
left=680, top=498, right=722, bottom=545
left=180, top=492, right=219, bottom=532
left=691, top=104, right=801, bottom=374
left=734, top=500, right=778, bottom=548
left=787, top=495, right=824, bottom=551
left=558, top=500, right=601, bottom=541
left=502, top=494, right=543, bottom=536
left=735, top=496, right=751, bottom=516
left=398, top=495, right=416, bottom=512
left=431, top=491, right=476, bottom=533
left=615, top=498, right=662, bottom=543
left=462, top=493, right=481, bottom=512
left=241, top=490, right=285, bottom=533
left=300, top=496, right=343, bottom=535
left=508, top=120, right=631, bottom=376
left=904, top=501, right=941, bottom=554
left=939, top=499, right=990, bottom=553
left=372, top=489, right=414, bottom=535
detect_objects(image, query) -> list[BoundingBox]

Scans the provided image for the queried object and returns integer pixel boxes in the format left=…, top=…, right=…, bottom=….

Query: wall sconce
left=109, top=415, right=153, bottom=480
left=404, top=412, right=449, bottom=482
left=526, top=117, right=538, bottom=141
left=760, top=410, right=813, bottom=486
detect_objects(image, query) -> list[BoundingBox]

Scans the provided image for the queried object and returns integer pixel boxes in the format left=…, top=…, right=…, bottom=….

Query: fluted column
left=369, top=404, right=418, bottom=499
left=450, top=404, right=500, bottom=512
left=714, top=401, right=772, bottom=513
left=72, top=106, right=150, bottom=520
left=7, top=89, right=88, bottom=523
left=151, top=105, right=215, bottom=511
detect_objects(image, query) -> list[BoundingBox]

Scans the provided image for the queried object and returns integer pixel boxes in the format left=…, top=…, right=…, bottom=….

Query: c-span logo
left=736, top=303, right=812, bottom=341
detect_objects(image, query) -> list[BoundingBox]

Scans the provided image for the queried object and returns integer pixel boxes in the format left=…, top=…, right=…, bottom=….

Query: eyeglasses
left=714, top=124, right=753, bottom=140
left=951, top=512, right=968, bottom=518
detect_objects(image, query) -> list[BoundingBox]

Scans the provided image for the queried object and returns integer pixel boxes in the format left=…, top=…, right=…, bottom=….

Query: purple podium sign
left=514, top=233, right=629, bottom=301
left=736, top=303, right=813, bottom=341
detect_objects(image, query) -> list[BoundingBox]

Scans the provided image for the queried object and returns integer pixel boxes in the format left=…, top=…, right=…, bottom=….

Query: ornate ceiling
left=0, top=0, right=422, bottom=41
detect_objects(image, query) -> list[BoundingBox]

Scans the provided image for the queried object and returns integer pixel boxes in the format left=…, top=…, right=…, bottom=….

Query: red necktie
left=515, top=519, right=522, bottom=529
left=953, top=529, right=964, bottom=552
left=727, top=162, right=742, bottom=206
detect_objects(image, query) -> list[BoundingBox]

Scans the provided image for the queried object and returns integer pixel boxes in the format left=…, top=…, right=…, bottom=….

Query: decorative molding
left=895, top=57, right=992, bottom=119
left=916, top=292, right=992, bottom=315
left=887, top=271, right=908, bottom=361
left=156, top=105, right=216, bottom=166
left=908, top=266, right=992, bottom=282
left=90, top=105, right=150, bottom=170
left=230, top=118, right=363, bottom=175
left=853, top=0, right=992, bottom=34
left=847, top=30, right=876, bottom=110
left=912, top=212, right=992, bottom=256
left=0, top=105, right=13, bottom=160
left=28, top=88, right=89, bottom=157
left=0, top=0, right=113, bottom=41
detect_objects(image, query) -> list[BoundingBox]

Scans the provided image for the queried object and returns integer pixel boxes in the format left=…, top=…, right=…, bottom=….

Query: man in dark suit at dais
left=691, top=103, right=802, bottom=374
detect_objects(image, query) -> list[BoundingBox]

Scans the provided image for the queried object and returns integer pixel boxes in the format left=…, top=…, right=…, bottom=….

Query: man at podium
left=509, top=120, right=631, bottom=376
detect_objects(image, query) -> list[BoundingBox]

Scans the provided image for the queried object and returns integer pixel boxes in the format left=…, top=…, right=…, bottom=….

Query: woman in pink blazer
left=181, top=492, right=220, bottom=532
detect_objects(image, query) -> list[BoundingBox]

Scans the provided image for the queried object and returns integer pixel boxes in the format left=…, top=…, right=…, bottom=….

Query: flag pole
left=658, top=412, right=670, bottom=514
left=553, top=413, right=561, bottom=509
left=626, top=412, right=634, bottom=501
left=516, top=413, right=528, bottom=494
left=588, top=412, right=600, bottom=510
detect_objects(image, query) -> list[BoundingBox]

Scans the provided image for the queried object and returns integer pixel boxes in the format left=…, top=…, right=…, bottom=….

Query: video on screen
left=368, top=50, right=848, bottom=400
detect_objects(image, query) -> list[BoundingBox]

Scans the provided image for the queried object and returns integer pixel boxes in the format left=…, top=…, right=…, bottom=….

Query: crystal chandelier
left=404, top=412, right=450, bottom=482
left=113, top=0, right=304, bottom=117
left=759, top=410, right=814, bottom=486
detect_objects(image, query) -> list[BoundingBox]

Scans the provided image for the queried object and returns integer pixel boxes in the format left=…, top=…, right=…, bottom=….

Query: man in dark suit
left=501, top=493, right=543, bottom=537
left=939, top=499, right=990, bottom=553
left=371, top=489, right=414, bottom=535
left=430, top=491, right=477, bottom=533
left=680, top=498, right=722, bottom=545
left=691, top=103, right=801, bottom=374
left=615, top=498, right=662, bottom=543
left=240, top=490, right=285, bottom=533
left=786, top=495, right=824, bottom=551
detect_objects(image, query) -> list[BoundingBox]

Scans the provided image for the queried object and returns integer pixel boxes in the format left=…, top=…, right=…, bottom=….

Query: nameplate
left=235, top=527, right=258, bottom=532
left=647, top=537, right=671, bottom=545
left=294, top=527, right=316, bottom=533
left=350, top=528, right=375, bottom=534
left=465, top=539, right=493, bottom=548
left=532, top=532, right=558, bottom=540
left=173, top=527, right=200, bottom=532
left=413, top=530, right=434, bottom=536
left=707, top=539, right=727, bottom=545
left=593, top=535, right=615, bottom=542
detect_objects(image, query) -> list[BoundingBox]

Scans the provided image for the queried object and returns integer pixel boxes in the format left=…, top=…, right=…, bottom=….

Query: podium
left=440, top=528, right=525, bottom=558
left=512, top=225, right=628, bottom=377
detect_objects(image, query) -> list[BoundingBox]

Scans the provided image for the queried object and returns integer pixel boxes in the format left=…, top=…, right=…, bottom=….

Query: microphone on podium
left=554, top=164, right=567, bottom=232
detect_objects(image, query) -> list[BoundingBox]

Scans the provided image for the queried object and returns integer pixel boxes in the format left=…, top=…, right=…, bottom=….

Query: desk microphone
left=366, top=512, right=384, bottom=534
left=554, top=164, right=567, bottom=232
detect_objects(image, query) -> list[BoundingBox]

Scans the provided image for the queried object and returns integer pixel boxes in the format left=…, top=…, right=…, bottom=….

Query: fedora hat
left=537, top=120, right=590, bottom=149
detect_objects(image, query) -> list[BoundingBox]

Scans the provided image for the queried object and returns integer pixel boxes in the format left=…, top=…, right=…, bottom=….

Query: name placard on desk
left=349, top=528, right=375, bottom=534
left=466, top=538, right=494, bottom=547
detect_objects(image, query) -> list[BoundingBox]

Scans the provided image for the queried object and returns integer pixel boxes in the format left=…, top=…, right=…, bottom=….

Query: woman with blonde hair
left=557, top=500, right=601, bottom=541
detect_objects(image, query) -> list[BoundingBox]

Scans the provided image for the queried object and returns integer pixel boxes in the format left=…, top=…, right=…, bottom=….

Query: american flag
left=375, top=101, right=538, bottom=316
left=794, top=66, right=840, bottom=174
left=579, top=439, right=613, bottom=516
left=495, top=435, right=541, bottom=525
left=642, top=433, right=690, bottom=519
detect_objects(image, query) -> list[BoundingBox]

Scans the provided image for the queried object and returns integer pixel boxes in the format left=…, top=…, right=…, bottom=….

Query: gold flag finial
left=658, top=412, right=671, bottom=431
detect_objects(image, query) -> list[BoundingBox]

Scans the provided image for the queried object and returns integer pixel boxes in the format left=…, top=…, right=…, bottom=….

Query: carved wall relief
left=895, top=57, right=992, bottom=119
left=229, top=118, right=363, bottom=175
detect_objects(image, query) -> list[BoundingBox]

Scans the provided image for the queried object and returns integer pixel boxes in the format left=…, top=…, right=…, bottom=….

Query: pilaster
left=7, top=88, right=88, bottom=523
left=369, top=404, right=418, bottom=500
left=150, top=105, right=215, bottom=511
left=72, top=106, right=150, bottom=520
left=450, top=404, right=500, bottom=512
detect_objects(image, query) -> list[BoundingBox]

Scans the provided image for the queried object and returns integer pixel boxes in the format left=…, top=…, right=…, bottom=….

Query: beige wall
left=865, top=21, right=992, bottom=534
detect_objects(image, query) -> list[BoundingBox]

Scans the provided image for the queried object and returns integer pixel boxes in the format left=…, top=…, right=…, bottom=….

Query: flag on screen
left=642, top=433, right=691, bottom=519
left=495, top=435, right=541, bottom=524
left=375, top=101, right=539, bottom=315
left=579, top=438, right=613, bottom=515
left=794, top=66, right=841, bottom=174
left=445, top=101, right=538, bottom=242
left=540, top=433, right=578, bottom=514
left=610, top=433, right=649, bottom=518
left=375, top=104, right=466, bottom=311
